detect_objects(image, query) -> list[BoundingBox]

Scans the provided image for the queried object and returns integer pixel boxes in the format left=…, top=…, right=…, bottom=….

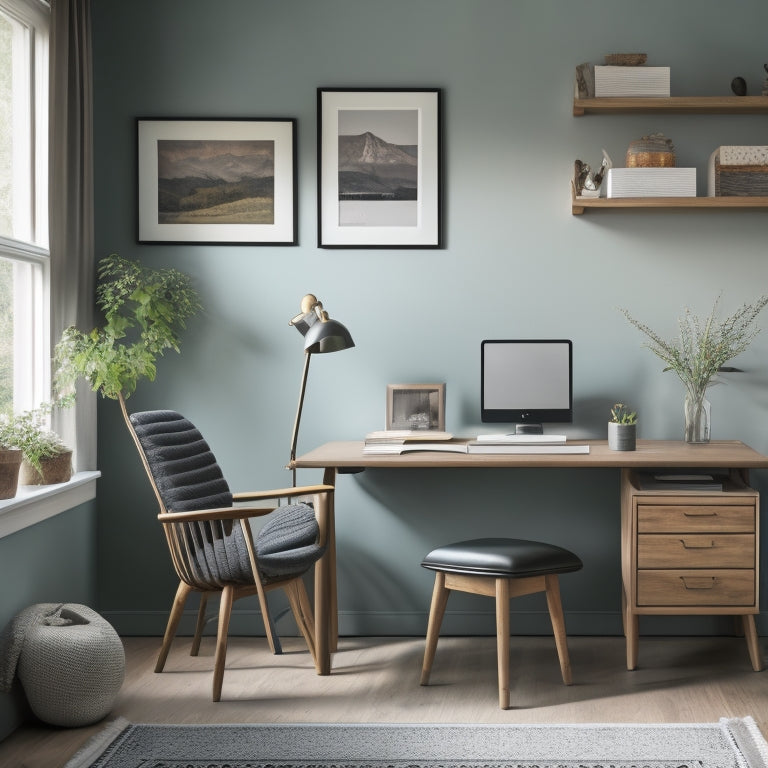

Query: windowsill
left=0, top=471, right=100, bottom=539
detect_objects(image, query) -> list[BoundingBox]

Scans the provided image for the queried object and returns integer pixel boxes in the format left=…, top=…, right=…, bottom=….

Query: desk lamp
left=288, top=293, right=354, bottom=485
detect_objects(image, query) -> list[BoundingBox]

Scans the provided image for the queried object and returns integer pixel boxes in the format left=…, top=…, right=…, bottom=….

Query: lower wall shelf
left=572, top=188, right=768, bottom=215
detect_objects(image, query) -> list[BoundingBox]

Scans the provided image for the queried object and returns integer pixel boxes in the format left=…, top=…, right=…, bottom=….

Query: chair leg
left=286, top=578, right=318, bottom=669
left=421, top=571, right=450, bottom=686
left=544, top=574, right=573, bottom=685
left=212, top=584, right=234, bottom=702
left=495, top=577, right=511, bottom=709
left=156, top=581, right=193, bottom=673
left=254, top=583, right=283, bottom=656
left=190, top=592, right=209, bottom=657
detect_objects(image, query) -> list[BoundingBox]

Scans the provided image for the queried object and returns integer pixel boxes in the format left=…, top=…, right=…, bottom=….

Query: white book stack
left=594, top=65, right=670, bottom=97
left=607, top=168, right=696, bottom=198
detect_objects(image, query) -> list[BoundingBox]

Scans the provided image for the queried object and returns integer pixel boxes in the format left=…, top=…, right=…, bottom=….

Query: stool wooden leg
left=495, top=577, right=510, bottom=709
left=421, top=571, right=450, bottom=685
left=544, top=574, right=573, bottom=686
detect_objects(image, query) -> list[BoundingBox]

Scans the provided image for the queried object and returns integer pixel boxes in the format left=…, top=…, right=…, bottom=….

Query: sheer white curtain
left=49, top=0, right=96, bottom=471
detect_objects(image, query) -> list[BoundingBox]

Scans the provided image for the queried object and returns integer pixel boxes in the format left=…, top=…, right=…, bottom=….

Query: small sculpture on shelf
left=626, top=133, right=675, bottom=167
left=731, top=76, right=747, bottom=96
left=573, top=149, right=612, bottom=197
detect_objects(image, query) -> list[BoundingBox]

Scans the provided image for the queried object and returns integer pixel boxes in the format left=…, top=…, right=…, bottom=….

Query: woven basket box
left=708, top=146, right=768, bottom=196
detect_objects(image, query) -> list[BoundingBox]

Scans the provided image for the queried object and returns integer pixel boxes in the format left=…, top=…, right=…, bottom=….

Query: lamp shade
left=303, top=318, right=355, bottom=354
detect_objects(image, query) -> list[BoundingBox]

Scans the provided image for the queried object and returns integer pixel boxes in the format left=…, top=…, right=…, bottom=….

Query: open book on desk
left=362, top=440, right=590, bottom=455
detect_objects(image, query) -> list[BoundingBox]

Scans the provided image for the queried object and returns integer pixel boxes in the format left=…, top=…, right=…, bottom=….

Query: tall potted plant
left=620, top=295, right=768, bottom=443
left=54, top=254, right=201, bottom=422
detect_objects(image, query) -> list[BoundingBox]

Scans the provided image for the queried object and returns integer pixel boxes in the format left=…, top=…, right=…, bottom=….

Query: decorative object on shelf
left=762, top=63, right=768, bottom=96
left=604, top=53, right=648, bottom=66
left=317, top=88, right=442, bottom=248
left=386, top=383, right=446, bottom=432
left=288, top=294, right=355, bottom=485
left=731, top=76, right=747, bottom=96
left=574, top=150, right=612, bottom=197
left=137, top=118, right=297, bottom=245
left=708, top=145, right=768, bottom=196
left=608, top=403, right=637, bottom=451
left=594, top=64, right=670, bottom=97
left=607, top=167, right=695, bottom=198
left=626, top=133, right=676, bottom=167
left=574, top=62, right=594, bottom=98
left=619, top=295, right=768, bottom=443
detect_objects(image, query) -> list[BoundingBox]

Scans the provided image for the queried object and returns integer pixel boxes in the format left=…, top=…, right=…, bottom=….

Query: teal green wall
left=0, top=501, right=97, bottom=741
left=91, top=0, right=768, bottom=638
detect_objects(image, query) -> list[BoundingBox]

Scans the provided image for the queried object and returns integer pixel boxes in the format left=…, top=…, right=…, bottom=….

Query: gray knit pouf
left=15, top=603, right=125, bottom=726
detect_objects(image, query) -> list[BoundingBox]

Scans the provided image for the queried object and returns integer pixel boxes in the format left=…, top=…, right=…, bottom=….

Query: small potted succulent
left=608, top=403, right=637, bottom=451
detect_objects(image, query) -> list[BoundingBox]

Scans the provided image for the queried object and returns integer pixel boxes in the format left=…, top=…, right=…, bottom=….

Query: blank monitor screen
left=481, top=339, right=573, bottom=426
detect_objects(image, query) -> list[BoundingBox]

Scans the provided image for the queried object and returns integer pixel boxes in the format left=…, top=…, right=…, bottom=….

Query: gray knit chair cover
left=129, top=410, right=324, bottom=588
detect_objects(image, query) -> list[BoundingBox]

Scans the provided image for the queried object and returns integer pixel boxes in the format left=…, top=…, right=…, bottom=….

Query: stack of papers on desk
left=362, top=439, right=590, bottom=455
left=474, top=433, right=567, bottom=444
left=636, top=473, right=723, bottom=491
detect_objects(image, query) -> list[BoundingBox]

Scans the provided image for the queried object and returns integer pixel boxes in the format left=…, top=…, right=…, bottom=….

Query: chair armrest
left=157, top=505, right=279, bottom=523
left=232, top=484, right=335, bottom=502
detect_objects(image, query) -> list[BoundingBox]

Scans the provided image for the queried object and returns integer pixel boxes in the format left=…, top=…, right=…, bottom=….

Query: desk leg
left=742, top=614, right=764, bottom=672
left=622, top=586, right=639, bottom=670
left=323, top=466, right=339, bottom=653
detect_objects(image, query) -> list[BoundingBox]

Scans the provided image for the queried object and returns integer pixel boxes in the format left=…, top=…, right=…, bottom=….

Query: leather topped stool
left=419, top=537, right=583, bottom=709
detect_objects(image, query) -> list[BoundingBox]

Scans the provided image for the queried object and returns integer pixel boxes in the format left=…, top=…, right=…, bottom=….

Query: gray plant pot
left=608, top=421, right=636, bottom=451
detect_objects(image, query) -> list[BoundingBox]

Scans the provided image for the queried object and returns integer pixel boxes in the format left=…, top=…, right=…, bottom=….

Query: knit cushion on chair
left=421, top=537, right=583, bottom=578
left=130, top=410, right=253, bottom=586
left=256, top=503, right=325, bottom=579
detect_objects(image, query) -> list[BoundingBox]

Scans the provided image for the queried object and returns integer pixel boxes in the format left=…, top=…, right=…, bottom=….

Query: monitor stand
left=514, top=423, right=543, bottom=435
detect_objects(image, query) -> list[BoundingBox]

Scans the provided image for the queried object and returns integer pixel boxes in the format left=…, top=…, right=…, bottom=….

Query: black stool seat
left=421, top=537, right=583, bottom=578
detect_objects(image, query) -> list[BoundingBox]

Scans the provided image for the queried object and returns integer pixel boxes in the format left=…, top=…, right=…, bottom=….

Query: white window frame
left=0, top=0, right=50, bottom=413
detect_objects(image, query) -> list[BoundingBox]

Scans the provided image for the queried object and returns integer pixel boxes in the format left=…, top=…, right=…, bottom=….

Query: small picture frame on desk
left=386, top=383, right=445, bottom=431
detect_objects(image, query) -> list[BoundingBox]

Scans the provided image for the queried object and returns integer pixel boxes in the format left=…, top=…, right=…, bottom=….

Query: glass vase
left=684, top=391, right=711, bottom=443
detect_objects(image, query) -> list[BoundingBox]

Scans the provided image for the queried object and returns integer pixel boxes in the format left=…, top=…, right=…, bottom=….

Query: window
left=0, top=0, right=49, bottom=414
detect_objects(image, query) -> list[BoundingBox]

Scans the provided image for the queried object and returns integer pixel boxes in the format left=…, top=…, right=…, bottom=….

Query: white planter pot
left=608, top=422, right=636, bottom=451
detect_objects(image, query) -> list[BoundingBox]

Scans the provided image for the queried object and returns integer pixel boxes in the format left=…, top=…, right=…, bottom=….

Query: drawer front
left=637, top=534, right=755, bottom=569
left=637, top=504, right=755, bottom=533
left=637, top=569, right=755, bottom=606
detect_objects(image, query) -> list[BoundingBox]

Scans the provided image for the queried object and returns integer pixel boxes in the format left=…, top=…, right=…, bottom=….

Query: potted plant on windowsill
left=53, top=254, right=201, bottom=423
left=0, top=438, right=22, bottom=499
left=0, top=402, right=72, bottom=490
left=608, top=403, right=637, bottom=451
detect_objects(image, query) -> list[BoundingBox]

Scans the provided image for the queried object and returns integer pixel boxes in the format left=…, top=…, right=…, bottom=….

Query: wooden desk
left=293, top=439, right=768, bottom=675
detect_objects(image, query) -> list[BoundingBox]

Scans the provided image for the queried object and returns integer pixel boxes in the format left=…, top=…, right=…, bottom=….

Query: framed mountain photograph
left=317, top=88, right=442, bottom=248
left=137, top=118, right=297, bottom=244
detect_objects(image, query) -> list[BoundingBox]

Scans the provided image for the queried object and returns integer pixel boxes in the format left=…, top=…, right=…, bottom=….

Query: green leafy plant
left=54, top=254, right=202, bottom=403
left=610, top=403, right=637, bottom=424
left=619, top=295, right=768, bottom=396
left=0, top=403, right=69, bottom=476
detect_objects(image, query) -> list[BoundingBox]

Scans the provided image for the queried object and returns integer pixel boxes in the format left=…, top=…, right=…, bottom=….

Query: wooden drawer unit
left=620, top=469, right=761, bottom=671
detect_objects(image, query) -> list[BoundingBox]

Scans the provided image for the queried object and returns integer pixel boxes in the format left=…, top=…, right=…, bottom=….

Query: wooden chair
left=122, top=406, right=333, bottom=702
left=420, top=537, right=583, bottom=709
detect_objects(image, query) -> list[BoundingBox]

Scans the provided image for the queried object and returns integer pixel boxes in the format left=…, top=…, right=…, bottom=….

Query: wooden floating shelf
left=573, top=95, right=768, bottom=116
left=572, top=190, right=768, bottom=215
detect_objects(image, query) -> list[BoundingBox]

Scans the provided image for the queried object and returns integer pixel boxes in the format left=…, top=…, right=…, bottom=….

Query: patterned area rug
left=65, top=717, right=768, bottom=768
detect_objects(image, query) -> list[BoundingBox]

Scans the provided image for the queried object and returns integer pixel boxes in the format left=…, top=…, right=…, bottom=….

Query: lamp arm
left=289, top=351, right=312, bottom=486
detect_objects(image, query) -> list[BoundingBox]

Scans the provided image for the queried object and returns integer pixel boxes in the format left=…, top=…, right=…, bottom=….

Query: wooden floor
left=1, top=633, right=767, bottom=767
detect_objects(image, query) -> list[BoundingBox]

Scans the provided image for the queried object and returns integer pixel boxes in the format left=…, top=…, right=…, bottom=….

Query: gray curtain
left=49, top=0, right=96, bottom=472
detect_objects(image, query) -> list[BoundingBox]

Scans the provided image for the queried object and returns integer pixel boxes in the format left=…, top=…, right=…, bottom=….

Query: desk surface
left=293, top=439, right=768, bottom=470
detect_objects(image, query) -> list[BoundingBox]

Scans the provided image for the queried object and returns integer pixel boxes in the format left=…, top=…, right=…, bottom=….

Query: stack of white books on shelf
left=593, top=65, right=670, bottom=97
left=606, top=167, right=696, bottom=198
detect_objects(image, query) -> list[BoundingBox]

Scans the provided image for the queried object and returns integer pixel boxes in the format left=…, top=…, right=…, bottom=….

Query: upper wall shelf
left=573, top=95, right=768, bottom=116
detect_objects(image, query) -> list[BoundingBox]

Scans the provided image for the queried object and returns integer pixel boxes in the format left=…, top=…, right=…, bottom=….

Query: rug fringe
left=63, top=716, right=132, bottom=768
left=720, top=717, right=768, bottom=768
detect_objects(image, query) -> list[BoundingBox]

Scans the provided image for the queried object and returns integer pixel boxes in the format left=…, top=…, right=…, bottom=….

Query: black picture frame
left=137, top=118, right=297, bottom=245
left=317, top=88, right=443, bottom=248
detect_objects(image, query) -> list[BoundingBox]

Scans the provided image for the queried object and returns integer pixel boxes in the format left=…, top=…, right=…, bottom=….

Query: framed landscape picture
left=386, top=383, right=446, bottom=431
left=317, top=88, right=442, bottom=248
left=137, top=118, right=297, bottom=244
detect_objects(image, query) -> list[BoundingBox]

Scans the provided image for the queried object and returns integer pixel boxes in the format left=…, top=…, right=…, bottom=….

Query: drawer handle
left=680, top=576, right=717, bottom=590
left=680, top=539, right=715, bottom=549
left=683, top=511, right=718, bottom=517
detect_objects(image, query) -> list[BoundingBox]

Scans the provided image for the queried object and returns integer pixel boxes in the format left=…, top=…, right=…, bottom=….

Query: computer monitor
left=481, top=339, right=573, bottom=434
